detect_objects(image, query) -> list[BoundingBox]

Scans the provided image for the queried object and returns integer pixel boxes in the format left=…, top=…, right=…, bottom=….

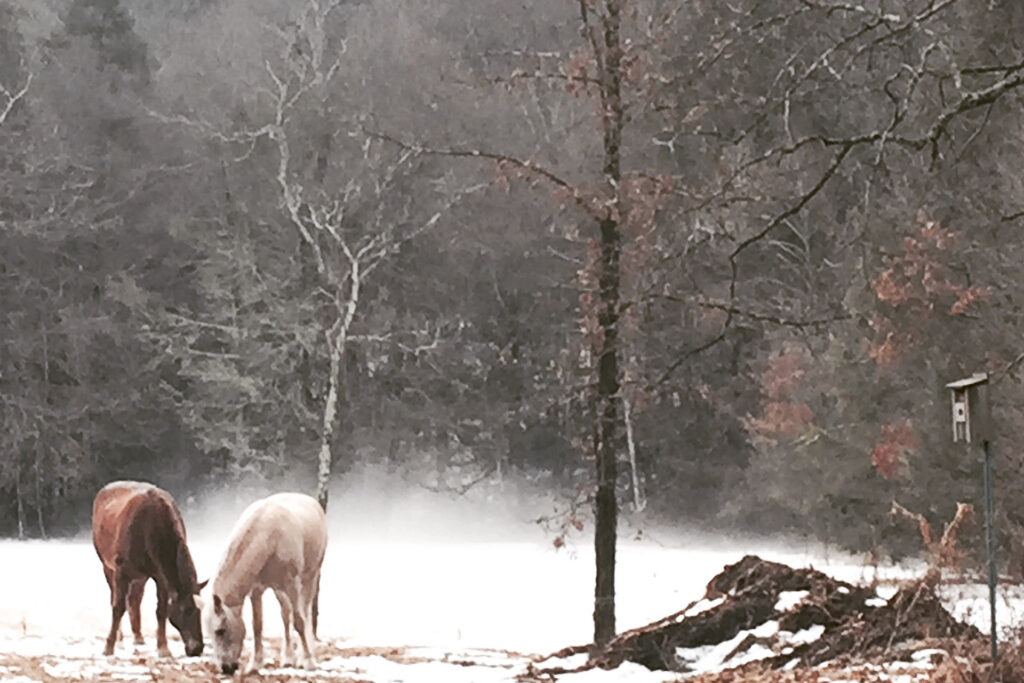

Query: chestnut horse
left=204, top=492, right=327, bottom=674
left=92, top=481, right=204, bottom=657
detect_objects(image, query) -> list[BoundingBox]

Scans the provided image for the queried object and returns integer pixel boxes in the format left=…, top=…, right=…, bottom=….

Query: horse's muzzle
left=185, top=641, right=203, bottom=657
left=221, top=662, right=238, bottom=675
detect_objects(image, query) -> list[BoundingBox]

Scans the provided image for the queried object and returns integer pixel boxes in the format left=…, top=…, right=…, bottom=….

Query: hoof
left=157, top=647, right=172, bottom=659
left=103, top=645, right=115, bottom=657
left=133, top=636, right=145, bottom=646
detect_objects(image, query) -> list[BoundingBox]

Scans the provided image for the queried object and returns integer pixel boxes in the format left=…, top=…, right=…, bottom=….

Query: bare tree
left=154, top=0, right=475, bottom=508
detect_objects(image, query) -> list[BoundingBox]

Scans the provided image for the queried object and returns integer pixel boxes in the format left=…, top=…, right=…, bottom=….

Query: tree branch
left=365, top=128, right=599, bottom=217
left=0, top=73, right=31, bottom=126
left=654, top=331, right=729, bottom=387
left=727, top=143, right=854, bottom=319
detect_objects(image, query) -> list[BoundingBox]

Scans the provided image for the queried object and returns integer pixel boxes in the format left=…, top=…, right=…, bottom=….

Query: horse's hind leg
left=154, top=581, right=171, bottom=658
left=306, top=571, right=321, bottom=640
left=273, top=589, right=294, bottom=667
left=290, top=577, right=315, bottom=669
left=101, top=566, right=123, bottom=643
left=127, top=579, right=146, bottom=645
left=103, top=573, right=130, bottom=656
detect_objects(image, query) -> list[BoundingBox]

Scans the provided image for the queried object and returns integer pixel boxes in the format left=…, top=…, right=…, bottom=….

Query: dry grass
left=3, top=635, right=1021, bottom=682
left=0, top=639, right=394, bottom=682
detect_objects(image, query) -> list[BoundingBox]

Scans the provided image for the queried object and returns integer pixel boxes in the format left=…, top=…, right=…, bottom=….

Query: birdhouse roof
left=946, top=372, right=989, bottom=389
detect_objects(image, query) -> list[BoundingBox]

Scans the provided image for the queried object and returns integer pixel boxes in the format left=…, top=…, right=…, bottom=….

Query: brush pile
left=539, top=554, right=983, bottom=677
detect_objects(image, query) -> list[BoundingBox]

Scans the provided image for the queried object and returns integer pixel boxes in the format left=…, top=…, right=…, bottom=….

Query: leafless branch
left=366, top=128, right=597, bottom=217
left=727, top=143, right=854, bottom=315
left=654, top=331, right=729, bottom=387
left=0, top=73, right=31, bottom=126
left=694, top=299, right=850, bottom=329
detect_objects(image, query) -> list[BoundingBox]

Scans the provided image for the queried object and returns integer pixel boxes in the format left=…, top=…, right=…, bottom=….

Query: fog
left=5, top=473, right=1024, bottom=681
left=0, top=470, right=864, bottom=655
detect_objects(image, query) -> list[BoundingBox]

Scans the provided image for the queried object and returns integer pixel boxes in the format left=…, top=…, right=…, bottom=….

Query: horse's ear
left=196, top=578, right=209, bottom=593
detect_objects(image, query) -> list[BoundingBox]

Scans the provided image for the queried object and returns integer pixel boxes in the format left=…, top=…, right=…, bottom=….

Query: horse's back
left=91, top=481, right=180, bottom=568
left=229, top=493, right=327, bottom=582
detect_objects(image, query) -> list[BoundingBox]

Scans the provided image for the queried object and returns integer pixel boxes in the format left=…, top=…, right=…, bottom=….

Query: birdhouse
left=945, top=373, right=989, bottom=443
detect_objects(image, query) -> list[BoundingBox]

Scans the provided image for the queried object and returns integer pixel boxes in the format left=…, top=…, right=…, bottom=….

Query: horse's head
left=168, top=585, right=205, bottom=657
left=203, top=593, right=245, bottom=674
left=169, top=542, right=205, bottom=656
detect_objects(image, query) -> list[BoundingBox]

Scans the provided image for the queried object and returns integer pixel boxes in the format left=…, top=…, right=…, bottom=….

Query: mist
left=0, top=469, right=857, bottom=654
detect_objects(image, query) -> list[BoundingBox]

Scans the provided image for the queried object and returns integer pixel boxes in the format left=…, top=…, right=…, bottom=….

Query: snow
left=682, top=596, right=723, bottom=617
left=786, top=624, right=826, bottom=646
left=0, top=481, right=1020, bottom=681
left=676, top=624, right=776, bottom=673
left=774, top=590, right=809, bottom=612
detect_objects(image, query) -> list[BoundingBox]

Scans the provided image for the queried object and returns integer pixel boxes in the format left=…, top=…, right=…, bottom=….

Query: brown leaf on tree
left=870, top=421, right=915, bottom=479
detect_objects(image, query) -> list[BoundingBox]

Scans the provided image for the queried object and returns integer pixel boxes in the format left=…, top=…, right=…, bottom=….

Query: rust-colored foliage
left=870, top=421, right=916, bottom=479
left=869, top=216, right=989, bottom=366
left=744, top=348, right=814, bottom=443
left=565, top=46, right=594, bottom=97
left=748, top=401, right=814, bottom=440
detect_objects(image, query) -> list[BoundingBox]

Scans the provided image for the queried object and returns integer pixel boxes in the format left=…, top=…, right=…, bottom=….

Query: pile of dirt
left=545, top=555, right=983, bottom=675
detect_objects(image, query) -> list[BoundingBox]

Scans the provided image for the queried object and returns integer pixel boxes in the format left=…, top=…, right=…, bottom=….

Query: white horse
left=203, top=492, right=327, bottom=674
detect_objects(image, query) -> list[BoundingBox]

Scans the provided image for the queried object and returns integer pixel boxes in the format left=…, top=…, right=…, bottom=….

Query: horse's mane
left=145, top=488, right=200, bottom=595
left=212, top=504, right=277, bottom=606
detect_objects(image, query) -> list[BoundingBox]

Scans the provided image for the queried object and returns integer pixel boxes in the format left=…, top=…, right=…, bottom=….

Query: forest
left=2, top=0, right=1024, bottom=576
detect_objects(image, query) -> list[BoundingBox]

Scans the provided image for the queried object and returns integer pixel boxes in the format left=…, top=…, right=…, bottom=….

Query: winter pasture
left=1, top=472, right=1022, bottom=682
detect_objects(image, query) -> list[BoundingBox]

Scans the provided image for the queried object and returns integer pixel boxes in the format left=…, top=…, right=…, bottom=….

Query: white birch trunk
left=314, top=341, right=342, bottom=510
left=624, top=396, right=645, bottom=513
left=315, top=258, right=361, bottom=510
left=16, top=476, right=25, bottom=540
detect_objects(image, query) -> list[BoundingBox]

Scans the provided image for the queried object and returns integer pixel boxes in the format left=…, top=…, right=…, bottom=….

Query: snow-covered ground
left=1, top=477, right=1021, bottom=681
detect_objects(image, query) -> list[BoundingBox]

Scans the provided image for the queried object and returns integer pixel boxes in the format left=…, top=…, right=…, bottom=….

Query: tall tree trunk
left=593, top=0, right=624, bottom=649
left=315, top=333, right=343, bottom=511
left=593, top=213, right=621, bottom=648
left=315, top=264, right=361, bottom=511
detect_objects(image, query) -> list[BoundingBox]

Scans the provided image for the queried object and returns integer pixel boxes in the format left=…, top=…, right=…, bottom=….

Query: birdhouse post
left=946, top=372, right=997, bottom=662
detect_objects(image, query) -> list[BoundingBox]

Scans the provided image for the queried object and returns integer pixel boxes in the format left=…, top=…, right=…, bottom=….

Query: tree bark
left=315, top=336, right=342, bottom=510
left=593, top=0, right=624, bottom=648
left=593, top=213, right=621, bottom=648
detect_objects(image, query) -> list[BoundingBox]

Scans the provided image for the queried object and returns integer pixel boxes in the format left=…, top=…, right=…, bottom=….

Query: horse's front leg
left=273, top=589, right=294, bottom=667
left=246, top=588, right=264, bottom=673
left=127, top=579, right=146, bottom=645
left=103, top=573, right=130, bottom=656
left=154, top=581, right=172, bottom=658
